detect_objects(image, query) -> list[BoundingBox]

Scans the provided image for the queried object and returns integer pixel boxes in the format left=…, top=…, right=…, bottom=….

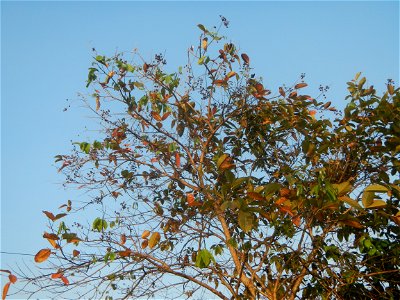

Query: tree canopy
left=4, top=21, right=400, bottom=300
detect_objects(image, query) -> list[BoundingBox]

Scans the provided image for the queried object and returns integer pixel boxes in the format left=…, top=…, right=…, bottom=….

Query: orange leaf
left=46, top=238, right=60, bottom=249
left=175, top=152, right=181, bottom=168
left=43, top=232, right=59, bottom=240
left=275, top=197, right=288, bottom=205
left=61, top=276, right=69, bottom=285
left=279, top=188, right=290, bottom=197
left=309, top=110, right=317, bottom=118
left=51, top=272, right=63, bottom=279
left=151, top=157, right=158, bottom=163
left=2, top=282, right=10, bottom=300
left=34, top=248, right=51, bottom=263
left=53, top=213, right=67, bottom=221
left=187, top=193, right=202, bottom=207
left=72, top=250, right=80, bottom=257
left=295, top=82, right=308, bottom=89
left=141, top=230, right=151, bottom=239
left=241, top=53, right=250, bottom=64
left=289, top=91, right=297, bottom=99
left=8, top=275, right=17, bottom=284
left=248, top=192, right=264, bottom=201
left=151, top=111, right=162, bottom=121
left=120, top=234, right=126, bottom=245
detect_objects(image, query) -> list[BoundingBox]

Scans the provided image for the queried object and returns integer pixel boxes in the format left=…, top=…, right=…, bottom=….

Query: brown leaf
left=43, top=211, right=56, bottom=221
left=161, top=111, right=171, bottom=121
left=43, top=232, right=59, bottom=240
left=95, top=96, right=100, bottom=111
left=143, top=63, right=148, bottom=73
left=279, top=87, right=286, bottom=97
left=73, top=250, right=80, bottom=257
left=241, top=53, right=250, bottom=64
left=175, top=152, right=181, bottom=168
left=120, top=234, right=126, bottom=245
left=141, top=239, right=148, bottom=249
left=341, top=219, right=363, bottom=229
left=34, top=248, right=51, bottom=263
left=248, top=192, right=264, bottom=201
left=295, top=82, right=308, bottom=89
left=151, top=111, right=162, bottom=121
left=279, top=205, right=294, bottom=216
left=226, top=71, right=236, bottom=79
left=8, top=275, right=17, bottom=284
left=118, top=250, right=132, bottom=257
left=2, top=282, right=10, bottom=300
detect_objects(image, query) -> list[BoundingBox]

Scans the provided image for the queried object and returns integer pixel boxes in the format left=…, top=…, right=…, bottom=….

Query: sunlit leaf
left=148, top=232, right=161, bottom=249
left=34, top=249, right=51, bottom=263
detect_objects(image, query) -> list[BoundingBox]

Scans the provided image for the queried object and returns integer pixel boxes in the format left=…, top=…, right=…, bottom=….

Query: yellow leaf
left=34, top=248, right=51, bottom=263
left=365, top=199, right=386, bottom=209
left=148, top=232, right=161, bottom=249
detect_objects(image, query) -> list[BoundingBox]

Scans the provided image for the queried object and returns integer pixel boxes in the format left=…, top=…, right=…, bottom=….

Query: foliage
left=9, top=20, right=400, bottom=299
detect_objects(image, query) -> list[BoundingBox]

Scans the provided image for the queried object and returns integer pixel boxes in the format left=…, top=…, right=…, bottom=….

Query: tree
left=6, top=20, right=400, bottom=300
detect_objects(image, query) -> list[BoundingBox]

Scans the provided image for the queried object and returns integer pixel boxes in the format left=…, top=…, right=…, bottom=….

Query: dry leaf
left=34, top=248, right=51, bottom=263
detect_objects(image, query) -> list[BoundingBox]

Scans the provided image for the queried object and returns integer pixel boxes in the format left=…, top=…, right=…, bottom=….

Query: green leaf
left=92, top=218, right=108, bottom=232
left=148, top=232, right=161, bottom=249
left=197, top=24, right=207, bottom=32
left=195, top=249, right=215, bottom=268
left=232, top=177, right=249, bottom=189
left=238, top=211, right=254, bottom=233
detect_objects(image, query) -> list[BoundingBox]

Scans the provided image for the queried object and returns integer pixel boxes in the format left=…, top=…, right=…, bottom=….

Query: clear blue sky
left=1, top=0, right=398, bottom=295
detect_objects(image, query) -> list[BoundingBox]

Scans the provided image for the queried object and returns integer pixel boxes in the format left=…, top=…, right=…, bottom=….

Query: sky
left=1, top=0, right=399, bottom=298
